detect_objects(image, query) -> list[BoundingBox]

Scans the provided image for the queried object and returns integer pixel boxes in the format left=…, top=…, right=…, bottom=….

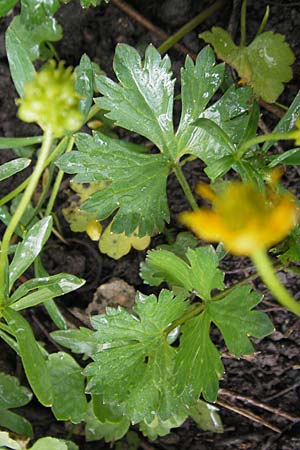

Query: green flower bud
left=17, top=61, right=83, bottom=137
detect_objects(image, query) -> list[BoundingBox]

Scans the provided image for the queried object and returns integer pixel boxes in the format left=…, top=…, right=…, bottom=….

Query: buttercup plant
left=0, top=0, right=300, bottom=447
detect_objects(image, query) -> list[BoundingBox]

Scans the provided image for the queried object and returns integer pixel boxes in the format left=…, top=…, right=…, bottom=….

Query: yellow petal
left=86, top=220, right=102, bottom=241
left=195, top=183, right=216, bottom=202
left=179, top=210, right=225, bottom=243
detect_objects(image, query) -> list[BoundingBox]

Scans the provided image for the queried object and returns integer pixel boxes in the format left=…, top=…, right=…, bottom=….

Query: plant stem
left=173, top=165, right=199, bottom=211
left=0, top=136, right=67, bottom=208
left=240, top=0, right=247, bottom=47
left=0, top=127, right=53, bottom=305
left=164, top=260, right=299, bottom=335
left=237, top=130, right=298, bottom=159
left=256, top=5, right=270, bottom=36
left=0, top=178, right=29, bottom=208
left=45, top=137, right=74, bottom=216
left=158, top=0, right=224, bottom=55
left=251, top=250, right=300, bottom=316
left=164, top=303, right=204, bottom=336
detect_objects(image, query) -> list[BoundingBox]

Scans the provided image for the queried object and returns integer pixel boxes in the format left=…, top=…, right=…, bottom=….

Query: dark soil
left=1, top=0, right=300, bottom=449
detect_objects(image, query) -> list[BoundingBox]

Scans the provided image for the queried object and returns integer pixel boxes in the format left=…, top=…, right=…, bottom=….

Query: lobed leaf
left=0, top=0, right=19, bottom=16
left=188, top=400, right=223, bottom=433
left=0, top=372, right=32, bottom=410
left=51, top=327, right=101, bottom=356
left=177, top=46, right=224, bottom=135
left=75, top=54, right=94, bottom=118
left=57, top=132, right=171, bottom=236
left=141, top=246, right=224, bottom=301
left=201, top=27, right=295, bottom=103
left=84, top=290, right=189, bottom=423
left=207, top=285, right=274, bottom=356
left=140, top=410, right=187, bottom=440
left=176, top=311, right=224, bottom=403
left=85, top=402, right=129, bottom=442
left=47, top=352, right=88, bottom=423
left=94, top=44, right=176, bottom=157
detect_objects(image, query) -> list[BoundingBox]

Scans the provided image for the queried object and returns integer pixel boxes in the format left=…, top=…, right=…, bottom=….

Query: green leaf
left=51, top=327, right=100, bottom=356
left=178, top=85, right=253, bottom=164
left=92, top=394, right=124, bottom=424
left=47, top=352, right=88, bottom=423
left=84, top=290, right=189, bottom=423
left=188, top=399, right=223, bottom=433
left=204, top=155, right=235, bottom=181
left=0, top=330, right=20, bottom=355
left=177, top=46, right=224, bottom=136
left=0, top=0, right=19, bottom=16
left=158, top=231, right=199, bottom=260
left=18, top=1, right=62, bottom=59
left=141, top=246, right=224, bottom=301
left=200, top=27, right=237, bottom=61
left=277, top=226, right=300, bottom=265
left=268, top=148, right=300, bottom=167
left=95, top=44, right=176, bottom=157
left=85, top=403, right=129, bottom=442
left=34, top=258, right=68, bottom=330
left=232, top=159, right=265, bottom=188
left=140, top=249, right=191, bottom=291
left=193, top=117, right=235, bottom=153
left=186, top=247, right=224, bottom=300
left=0, top=409, right=33, bottom=438
left=0, top=136, right=43, bottom=150
left=139, top=411, right=187, bottom=440
left=0, top=372, right=32, bottom=409
left=201, top=27, right=295, bottom=103
left=75, top=54, right=94, bottom=118
left=30, top=437, right=68, bottom=450
left=9, top=216, right=52, bottom=291
left=3, top=308, right=53, bottom=406
left=263, top=91, right=300, bottom=152
left=57, top=132, right=171, bottom=236
left=0, top=431, right=22, bottom=450
left=207, top=285, right=274, bottom=356
left=0, top=207, right=23, bottom=238
left=9, top=273, right=85, bottom=310
left=80, top=0, right=109, bottom=6
left=176, top=311, right=224, bottom=403
left=0, top=158, right=30, bottom=182
left=10, top=195, right=36, bottom=228
left=5, top=16, right=36, bottom=96
left=20, top=0, right=61, bottom=26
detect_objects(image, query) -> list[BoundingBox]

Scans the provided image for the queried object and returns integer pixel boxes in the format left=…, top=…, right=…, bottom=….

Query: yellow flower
left=179, top=182, right=298, bottom=256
